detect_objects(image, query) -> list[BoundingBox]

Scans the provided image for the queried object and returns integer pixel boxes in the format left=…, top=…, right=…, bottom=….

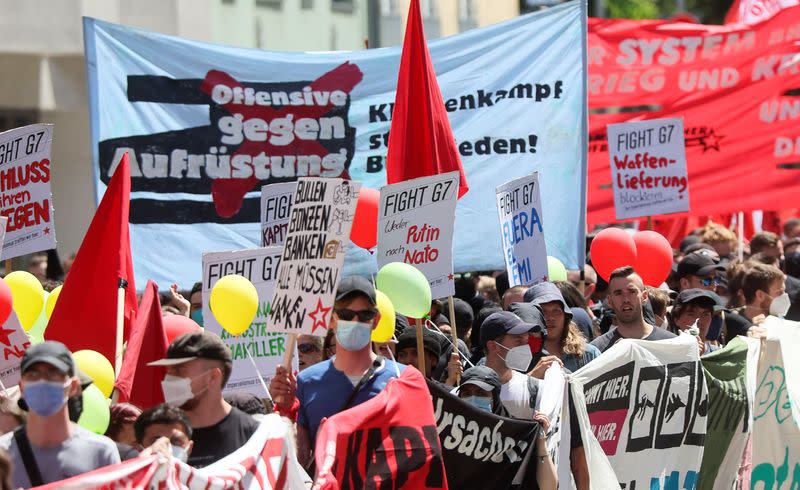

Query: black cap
left=148, top=331, right=232, bottom=366
left=21, top=341, right=75, bottom=376
left=480, top=311, right=540, bottom=347
left=441, top=297, right=474, bottom=333
left=677, top=252, right=725, bottom=278
left=460, top=365, right=501, bottom=393
left=396, top=328, right=441, bottom=359
left=336, top=276, right=376, bottom=305
left=675, top=288, right=724, bottom=311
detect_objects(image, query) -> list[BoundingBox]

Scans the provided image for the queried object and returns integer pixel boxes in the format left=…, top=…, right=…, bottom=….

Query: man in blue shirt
left=270, top=276, right=404, bottom=467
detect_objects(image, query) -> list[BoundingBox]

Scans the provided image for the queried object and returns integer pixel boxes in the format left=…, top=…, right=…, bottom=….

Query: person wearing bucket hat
left=0, top=342, right=119, bottom=488
left=526, top=282, right=600, bottom=374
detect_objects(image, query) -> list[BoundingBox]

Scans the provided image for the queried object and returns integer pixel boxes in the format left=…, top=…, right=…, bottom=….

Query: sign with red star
left=307, top=299, right=332, bottom=334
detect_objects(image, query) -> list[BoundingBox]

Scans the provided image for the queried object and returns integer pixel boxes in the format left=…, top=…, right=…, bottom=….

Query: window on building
left=221, top=0, right=234, bottom=4
left=255, top=0, right=281, bottom=8
left=332, top=0, right=354, bottom=13
left=420, top=0, right=435, bottom=17
left=459, top=0, right=475, bottom=21
left=301, top=0, right=313, bottom=8
left=380, top=0, right=398, bottom=15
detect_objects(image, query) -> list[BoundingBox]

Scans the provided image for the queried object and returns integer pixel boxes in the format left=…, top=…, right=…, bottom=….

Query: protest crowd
left=0, top=0, right=799, bottom=489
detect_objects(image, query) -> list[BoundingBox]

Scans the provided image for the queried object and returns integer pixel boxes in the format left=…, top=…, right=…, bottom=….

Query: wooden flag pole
left=447, top=296, right=460, bottom=384
left=114, top=279, right=128, bottom=378
left=738, top=211, right=745, bottom=261
left=283, top=333, right=297, bottom=368
left=414, top=318, right=426, bottom=374
left=646, top=215, right=653, bottom=231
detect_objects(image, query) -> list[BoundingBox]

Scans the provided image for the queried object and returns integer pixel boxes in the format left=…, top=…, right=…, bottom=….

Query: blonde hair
left=700, top=222, right=737, bottom=249
left=562, top=321, right=589, bottom=356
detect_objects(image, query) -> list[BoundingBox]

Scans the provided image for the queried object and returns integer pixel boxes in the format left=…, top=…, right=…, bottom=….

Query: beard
left=616, top=305, right=641, bottom=324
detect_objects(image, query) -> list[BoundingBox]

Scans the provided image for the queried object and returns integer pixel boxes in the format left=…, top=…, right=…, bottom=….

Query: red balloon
left=590, top=227, right=638, bottom=281
left=163, top=315, right=201, bottom=344
left=350, top=188, right=380, bottom=250
left=633, top=231, right=673, bottom=286
left=0, top=278, right=11, bottom=326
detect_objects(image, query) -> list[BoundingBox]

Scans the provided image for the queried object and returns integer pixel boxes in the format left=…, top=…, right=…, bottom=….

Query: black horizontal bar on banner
left=129, top=197, right=260, bottom=224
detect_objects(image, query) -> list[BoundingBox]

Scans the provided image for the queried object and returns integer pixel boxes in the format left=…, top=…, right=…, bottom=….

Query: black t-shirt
left=723, top=310, right=752, bottom=340
left=590, top=325, right=676, bottom=353
left=188, top=407, right=259, bottom=468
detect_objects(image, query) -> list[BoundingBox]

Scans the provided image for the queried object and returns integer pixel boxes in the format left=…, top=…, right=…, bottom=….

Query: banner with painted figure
left=570, top=336, right=707, bottom=490
left=0, top=124, right=56, bottom=259
left=202, top=247, right=296, bottom=394
left=34, top=414, right=309, bottom=489
left=83, top=2, right=588, bottom=287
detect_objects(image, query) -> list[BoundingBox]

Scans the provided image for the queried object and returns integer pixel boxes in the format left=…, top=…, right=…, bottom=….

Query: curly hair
left=699, top=222, right=737, bottom=250
left=562, top=321, right=589, bottom=357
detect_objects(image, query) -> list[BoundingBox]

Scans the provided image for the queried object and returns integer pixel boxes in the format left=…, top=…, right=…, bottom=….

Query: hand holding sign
left=210, top=274, right=258, bottom=336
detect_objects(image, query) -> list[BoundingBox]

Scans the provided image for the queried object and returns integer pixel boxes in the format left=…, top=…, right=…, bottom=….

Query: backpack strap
left=14, top=426, right=44, bottom=487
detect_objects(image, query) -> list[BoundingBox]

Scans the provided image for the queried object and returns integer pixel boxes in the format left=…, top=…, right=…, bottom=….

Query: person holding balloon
left=0, top=342, right=120, bottom=488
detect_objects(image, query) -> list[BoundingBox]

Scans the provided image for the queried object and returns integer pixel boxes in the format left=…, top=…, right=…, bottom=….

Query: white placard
left=607, top=117, right=689, bottom=220
left=260, top=182, right=296, bottom=247
left=0, top=124, right=56, bottom=259
left=495, top=173, right=547, bottom=287
left=0, top=311, right=30, bottom=389
left=269, top=178, right=360, bottom=335
left=202, top=247, right=296, bottom=393
left=377, top=172, right=459, bottom=300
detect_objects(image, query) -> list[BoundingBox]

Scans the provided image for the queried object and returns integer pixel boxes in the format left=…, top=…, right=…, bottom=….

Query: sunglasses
left=335, top=308, right=378, bottom=322
left=298, top=343, right=320, bottom=354
left=700, top=276, right=718, bottom=287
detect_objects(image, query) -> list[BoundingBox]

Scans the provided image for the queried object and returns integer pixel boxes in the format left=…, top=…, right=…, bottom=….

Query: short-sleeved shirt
left=561, top=344, right=601, bottom=373
left=0, top=424, right=120, bottom=488
left=188, top=406, right=259, bottom=468
left=590, top=325, right=676, bottom=353
left=499, top=370, right=539, bottom=420
left=297, top=358, right=404, bottom=446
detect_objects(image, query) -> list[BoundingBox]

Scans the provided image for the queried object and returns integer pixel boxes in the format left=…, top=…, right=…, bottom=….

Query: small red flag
left=46, top=152, right=137, bottom=365
left=385, top=0, right=468, bottom=198
left=114, top=280, right=167, bottom=408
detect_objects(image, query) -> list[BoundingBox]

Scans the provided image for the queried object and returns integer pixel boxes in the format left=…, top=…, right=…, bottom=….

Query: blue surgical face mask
left=335, top=320, right=372, bottom=351
left=190, top=309, right=204, bottom=327
left=23, top=379, right=70, bottom=417
left=463, top=395, right=492, bottom=413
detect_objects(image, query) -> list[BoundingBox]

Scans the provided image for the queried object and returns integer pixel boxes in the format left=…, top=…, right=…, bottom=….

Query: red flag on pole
left=114, top=280, right=167, bottom=408
left=46, top=152, right=137, bottom=366
left=385, top=0, right=468, bottom=198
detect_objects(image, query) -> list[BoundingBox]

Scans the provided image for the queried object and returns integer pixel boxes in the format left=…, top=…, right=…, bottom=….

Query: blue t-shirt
left=561, top=343, right=601, bottom=373
left=297, top=357, right=405, bottom=446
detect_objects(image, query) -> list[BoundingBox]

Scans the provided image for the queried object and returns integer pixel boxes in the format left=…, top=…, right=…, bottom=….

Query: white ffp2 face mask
left=769, top=292, right=791, bottom=318
left=161, top=375, right=194, bottom=407
left=495, top=342, right=533, bottom=372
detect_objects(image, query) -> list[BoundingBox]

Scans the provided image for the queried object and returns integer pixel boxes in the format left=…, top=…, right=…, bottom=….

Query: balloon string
left=243, top=343, right=273, bottom=402
left=385, top=344, right=401, bottom=378
left=425, top=319, right=475, bottom=368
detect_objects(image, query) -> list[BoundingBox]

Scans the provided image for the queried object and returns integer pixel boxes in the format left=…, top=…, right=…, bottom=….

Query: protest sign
left=0, top=311, right=29, bottom=390
left=260, top=182, right=296, bottom=247
left=268, top=178, right=359, bottom=335
left=0, top=124, right=56, bottom=260
left=495, top=173, right=547, bottom=286
left=607, top=118, right=689, bottom=220
left=36, top=414, right=308, bottom=489
left=202, top=247, right=296, bottom=393
left=84, top=3, right=588, bottom=287
left=377, top=172, right=458, bottom=299
left=427, top=379, right=539, bottom=488
left=315, top=367, right=447, bottom=489
left=570, top=336, right=707, bottom=490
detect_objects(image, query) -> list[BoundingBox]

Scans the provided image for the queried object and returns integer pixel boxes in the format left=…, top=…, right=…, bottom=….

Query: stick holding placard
left=414, top=318, right=426, bottom=374
left=114, top=279, right=127, bottom=377
left=447, top=297, right=460, bottom=384
left=283, top=333, right=297, bottom=369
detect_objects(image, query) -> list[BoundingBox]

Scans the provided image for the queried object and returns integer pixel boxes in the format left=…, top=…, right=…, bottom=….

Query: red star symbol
left=0, top=326, right=16, bottom=346
left=447, top=274, right=454, bottom=280
left=43, top=227, right=50, bottom=235
left=308, top=299, right=332, bottom=334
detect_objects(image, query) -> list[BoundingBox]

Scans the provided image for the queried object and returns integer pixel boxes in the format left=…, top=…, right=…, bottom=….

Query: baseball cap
left=677, top=252, right=725, bottom=278
left=396, top=327, right=441, bottom=359
left=21, top=341, right=75, bottom=376
left=480, top=311, right=540, bottom=347
left=336, top=276, right=376, bottom=305
left=460, top=366, right=500, bottom=393
left=148, top=331, right=232, bottom=367
left=675, top=288, right=725, bottom=311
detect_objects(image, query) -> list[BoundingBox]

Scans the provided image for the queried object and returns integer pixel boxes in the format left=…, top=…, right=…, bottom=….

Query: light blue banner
left=83, top=1, right=587, bottom=288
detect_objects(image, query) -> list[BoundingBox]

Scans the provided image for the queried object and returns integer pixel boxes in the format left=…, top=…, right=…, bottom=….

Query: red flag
left=314, top=366, right=448, bottom=489
left=385, top=0, right=468, bottom=198
left=114, top=280, right=167, bottom=408
left=46, top=152, right=137, bottom=365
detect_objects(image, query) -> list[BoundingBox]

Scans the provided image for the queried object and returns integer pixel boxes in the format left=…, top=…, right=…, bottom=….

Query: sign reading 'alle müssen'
left=0, top=124, right=56, bottom=259
left=607, top=117, right=689, bottom=220
left=260, top=182, right=296, bottom=247
left=269, top=177, right=360, bottom=335
left=377, top=172, right=459, bottom=300
left=201, top=246, right=296, bottom=394
left=495, top=173, right=547, bottom=287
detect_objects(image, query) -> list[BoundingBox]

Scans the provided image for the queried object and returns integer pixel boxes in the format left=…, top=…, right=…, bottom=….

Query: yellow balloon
left=210, top=274, right=258, bottom=336
left=5, top=271, right=44, bottom=331
left=371, top=290, right=396, bottom=343
left=73, top=350, right=115, bottom=398
left=45, top=285, right=62, bottom=319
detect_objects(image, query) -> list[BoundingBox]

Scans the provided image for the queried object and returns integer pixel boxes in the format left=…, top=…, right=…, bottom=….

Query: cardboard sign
left=0, top=311, right=30, bottom=389
left=377, top=172, right=459, bottom=300
left=495, top=173, right=547, bottom=287
left=268, top=178, right=360, bottom=335
left=607, top=117, right=689, bottom=220
left=0, top=124, right=56, bottom=259
left=260, top=182, right=296, bottom=247
left=202, top=247, right=296, bottom=393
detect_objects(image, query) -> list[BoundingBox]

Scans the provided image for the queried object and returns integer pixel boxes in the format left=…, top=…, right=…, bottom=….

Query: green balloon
left=375, top=263, right=432, bottom=318
left=77, top=384, right=110, bottom=435
left=27, top=292, right=47, bottom=345
left=547, top=256, right=568, bottom=282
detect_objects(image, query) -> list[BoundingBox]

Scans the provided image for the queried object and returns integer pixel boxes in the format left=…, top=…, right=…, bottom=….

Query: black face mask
left=67, top=394, right=83, bottom=422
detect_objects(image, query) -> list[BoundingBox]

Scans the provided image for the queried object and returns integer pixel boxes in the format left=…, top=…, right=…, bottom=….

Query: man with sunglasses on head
left=270, top=276, right=404, bottom=468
